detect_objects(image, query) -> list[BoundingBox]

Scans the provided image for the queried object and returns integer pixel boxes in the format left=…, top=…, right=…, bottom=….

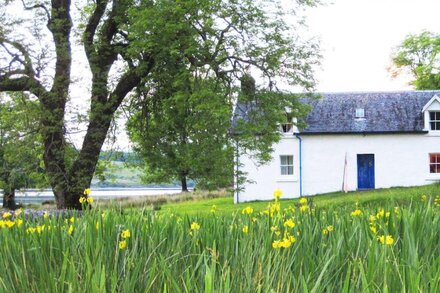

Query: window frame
left=280, top=155, right=294, bottom=176
left=429, top=153, right=440, bottom=173
left=429, top=111, right=440, bottom=131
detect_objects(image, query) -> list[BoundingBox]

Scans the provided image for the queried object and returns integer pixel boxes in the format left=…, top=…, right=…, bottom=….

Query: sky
left=304, top=0, right=440, bottom=92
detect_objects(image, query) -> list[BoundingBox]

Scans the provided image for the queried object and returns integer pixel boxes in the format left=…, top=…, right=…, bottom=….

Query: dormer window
left=422, top=95, right=440, bottom=132
left=355, top=108, right=365, bottom=119
left=281, top=112, right=294, bottom=133
left=429, top=111, right=440, bottom=130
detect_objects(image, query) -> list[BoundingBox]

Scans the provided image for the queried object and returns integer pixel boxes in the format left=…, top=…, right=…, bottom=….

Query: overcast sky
left=305, top=0, right=440, bottom=92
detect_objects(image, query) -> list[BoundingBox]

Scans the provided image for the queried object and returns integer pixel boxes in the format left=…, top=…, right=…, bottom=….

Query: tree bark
left=2, top=188, right=16, bottom=210
left=181, top=176, right=189, bottom=192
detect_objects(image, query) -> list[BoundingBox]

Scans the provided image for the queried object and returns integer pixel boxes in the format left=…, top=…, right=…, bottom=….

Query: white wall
left=236, top=134, right=300, bottom=203
left=236, top=133, right=440, bottom=203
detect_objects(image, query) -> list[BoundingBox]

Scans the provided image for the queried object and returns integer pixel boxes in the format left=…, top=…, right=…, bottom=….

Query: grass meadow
left=1, top=184, right=440, bottom=292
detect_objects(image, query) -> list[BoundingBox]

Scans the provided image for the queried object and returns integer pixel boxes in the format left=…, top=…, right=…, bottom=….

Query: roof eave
left=299, top=130, right=429, bottom=135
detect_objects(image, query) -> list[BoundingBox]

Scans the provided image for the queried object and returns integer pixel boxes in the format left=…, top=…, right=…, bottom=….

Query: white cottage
left=234, top=91, right=440, bottom=203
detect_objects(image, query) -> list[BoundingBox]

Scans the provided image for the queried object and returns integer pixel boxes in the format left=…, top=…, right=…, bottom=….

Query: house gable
left=422, top=94, right=440, bottom=132
left=421, top=94, right=440, bottom=112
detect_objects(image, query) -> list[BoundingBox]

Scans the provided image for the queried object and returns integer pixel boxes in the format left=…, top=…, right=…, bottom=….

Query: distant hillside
left=91, top=161, right=192, bottom=188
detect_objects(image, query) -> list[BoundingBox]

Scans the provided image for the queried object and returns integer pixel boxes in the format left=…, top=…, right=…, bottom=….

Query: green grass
left=1, top=184, right=440, bottom=291
left=161, top=184, right=440, bottom=215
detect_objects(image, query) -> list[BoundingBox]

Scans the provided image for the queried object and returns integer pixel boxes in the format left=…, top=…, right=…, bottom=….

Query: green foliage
left=391, top=31, right=440, bottom=89
left=127, top=0, right=319, bottom=190
left=1, top=185, right=440, bottom=291
left=0, top=93, right=47, bottom=198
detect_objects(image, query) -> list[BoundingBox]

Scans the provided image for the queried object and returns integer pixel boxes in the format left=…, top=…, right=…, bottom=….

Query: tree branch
left=20, top=0, right=51, bottom=24
left=0, top=75, right=46, bottom=97
left=83, top=0, right=109, bottom=61
left=0, top=38, right=36, bottom=78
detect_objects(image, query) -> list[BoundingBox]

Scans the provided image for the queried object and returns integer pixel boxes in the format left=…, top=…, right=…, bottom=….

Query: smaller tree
left=0, top=93, right=46, bottom=209
left=391, top=31, right=440, bottom=89
left=128, top=76, right=233, bottom=192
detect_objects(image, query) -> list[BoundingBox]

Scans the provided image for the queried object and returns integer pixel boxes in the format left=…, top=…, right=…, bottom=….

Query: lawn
left=0, top=184, right=439, bottom=291
left=161, top=184, right=440, bottom=215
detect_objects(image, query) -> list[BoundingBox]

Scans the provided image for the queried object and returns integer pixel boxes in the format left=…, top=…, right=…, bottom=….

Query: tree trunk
left=181, top=176, right=189, bottom=192
left=2, top=188, right=16, bottom=210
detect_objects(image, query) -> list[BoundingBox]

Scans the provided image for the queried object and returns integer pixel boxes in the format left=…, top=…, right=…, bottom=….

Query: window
left=280, top=155, right=294, bottom=175
left=429, top=112, right=440, bottom=130
left=430, top=154, right=440, bottom=173
left=355, top=108, right=365, bottom=118
left=281, top=123, right=293, bottom=133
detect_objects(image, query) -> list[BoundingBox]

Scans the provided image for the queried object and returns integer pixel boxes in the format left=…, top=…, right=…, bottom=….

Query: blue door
left=357, top=154, right=375, bottom=189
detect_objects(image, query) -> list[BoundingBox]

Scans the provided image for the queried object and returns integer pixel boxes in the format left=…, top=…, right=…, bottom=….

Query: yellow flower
left=16, top=219, right=23, bottom=227
left=272, top=240, right=282, bottom=249
left=273, top=188, right=283, bottom=201
left=15, top=208, right=23, bottom=217
left=280, top=238, right=292, bottom=248
left=351, top=209, right=362, bottom=216
left=84, top=188, right=91, bottom=196
left=370, top=225, right=377, bottom=234
left=5, top=220, right=15, bottom=228
left=43, top=212, right=49, bottom=219
left=377, top=235, right=394, bottom=245
left=270, top=226, right=279, bottom=233
left=369, top=215, right=376, bottom=222
left=119, top=240, right=127, bottom=250
left=210, top=205, right=217, bottom=214
left=322, top=225, right=333, bottom=235
left=376, top=209, right=385, bottom=218
left=299, top=205, right=309, bottom=212
left=70, top=216, right=75, bottom=223
left=394, top=207, right=400, bottom=214
left=87, top=197, right=94, bottom=204
left=299, top=197, right=308, bottom=205
left=286, top=234, right=296, bottom=243
left=121, top=229, right=131, bottom=239
left=421, top=195, right=427, bottom=202
left=283, top=218, right=295, bottom=228
left=251, top=217, right=257, bottom=222
left=79, top=197, right=86, bottom=204
left=265, top=202, right=281, bottom=216
left=2, top=212, right=11, bottom=219
left=190, top=222, right=200, bottom=231
left=36, top=225, right=45, bottom=233
left=242, top=225, right=249, bottom=234
left=272, top=236, right=295, bottom=249
left=241, top=206, right=254, bottom=215
left=26, top=227, right=36, bottom=234
left=68, top=225, right=74, bottom=235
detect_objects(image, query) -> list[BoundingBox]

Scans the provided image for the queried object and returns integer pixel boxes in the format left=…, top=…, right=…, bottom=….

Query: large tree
left=391, top=31, right=440, bottom=89
left=0, top=0, right=318, bottom=209
left=126, top=0, right=319, bottom=191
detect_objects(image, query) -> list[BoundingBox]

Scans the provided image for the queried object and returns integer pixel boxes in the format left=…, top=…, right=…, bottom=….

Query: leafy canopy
left=391, top=31, right=440, bottom=90
left=126, top=0, right=319, bottom=189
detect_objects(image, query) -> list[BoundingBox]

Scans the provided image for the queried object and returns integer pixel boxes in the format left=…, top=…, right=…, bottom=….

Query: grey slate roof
left=233, top=91, right=440, bottom=134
